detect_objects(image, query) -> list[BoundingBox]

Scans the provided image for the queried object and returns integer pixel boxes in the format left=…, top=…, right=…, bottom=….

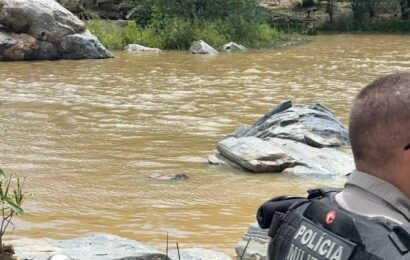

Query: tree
left=351, top=0, right=367, bottom=24
left=400, top=0, right=410, bottom=19
left=326, top=0, right=337, bottom=22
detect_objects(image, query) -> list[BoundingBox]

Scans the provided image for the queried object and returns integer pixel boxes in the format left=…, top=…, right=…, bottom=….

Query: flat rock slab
left=168, top=248, right=231, bottom=260
left=12, top=233, right=230, bottom=260
left=235, top=223, right=269, bottom=260
left=216, top=137, right=297, bottom=172
left=215, top=137, right=354, bottom=175
left=12, top=233, right=168, bottom=260
left=233, top=101, right=349, bottom=148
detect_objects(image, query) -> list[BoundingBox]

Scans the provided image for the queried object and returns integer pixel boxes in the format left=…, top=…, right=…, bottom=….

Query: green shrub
left=161, top=17, right=195, bottom=50
left=87, top=20, right=126, bottom=50
left=193, top=20, right=228, bottom=49
left=86, top=17, right=302, bottom=51
left=124, top=21, right=164, bottom=48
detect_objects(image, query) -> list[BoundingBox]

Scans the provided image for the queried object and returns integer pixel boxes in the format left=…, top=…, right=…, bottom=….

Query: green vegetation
left=87, top=0, right=409, bottom=50
left=320, top=16, right=410, bottom=32
left=87, top=0, right=304, bottom=50
left=87, top=19, right=298, bottom=50
left=293, top=0, right=410, bottom=32
left=0, top=169, right=25, bottom=257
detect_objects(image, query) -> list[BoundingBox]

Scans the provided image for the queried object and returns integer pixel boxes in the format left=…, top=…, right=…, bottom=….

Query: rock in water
left=125, top=44, right=161, bottom=53
left=0, top=0, right=112, bottom=61
left=215, top=137, right=354, bottom=175
left=216, top=137, right=298, bottom=173
left=234, top=101, right=349, bottom=148
left=209, top=101, right=354, bottom=175
left=149, top=173, right=189, bottom=181
left=189, top=40, right=218, bottom=55
left=223, top=42, right=247, bottom=52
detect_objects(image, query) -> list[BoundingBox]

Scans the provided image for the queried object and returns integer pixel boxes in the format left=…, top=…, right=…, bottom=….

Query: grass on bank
left=87, top=19, right=302, bottom=51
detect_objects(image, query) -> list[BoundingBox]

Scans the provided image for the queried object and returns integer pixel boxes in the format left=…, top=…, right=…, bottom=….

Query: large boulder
left=232, top=101, right=349, bottom=148
left=189, top=40, right=218, bottom=55
left=209, top=101, right=353, bottom=175
left=0, top=0, right=112, bottom=60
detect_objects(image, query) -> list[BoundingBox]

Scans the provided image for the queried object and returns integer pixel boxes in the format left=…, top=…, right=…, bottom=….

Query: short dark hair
left=349, top=73, right=410, bottom=168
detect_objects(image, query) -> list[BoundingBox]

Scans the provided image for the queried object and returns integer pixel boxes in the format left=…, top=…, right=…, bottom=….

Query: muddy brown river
left=0, top=34, right=409, bottom=255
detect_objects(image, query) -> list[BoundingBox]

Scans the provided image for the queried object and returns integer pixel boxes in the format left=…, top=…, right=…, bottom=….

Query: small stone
left=149, top=173, right=189, bottom=181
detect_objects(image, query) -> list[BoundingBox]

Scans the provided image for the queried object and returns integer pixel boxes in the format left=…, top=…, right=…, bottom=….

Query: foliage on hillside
left=88, top=0, right=307, bottom=50
left=293, top=0, right=410, bottom=32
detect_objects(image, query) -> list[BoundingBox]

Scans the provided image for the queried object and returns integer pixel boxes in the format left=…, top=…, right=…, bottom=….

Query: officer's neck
left=356, top=161, right=410, bottom=199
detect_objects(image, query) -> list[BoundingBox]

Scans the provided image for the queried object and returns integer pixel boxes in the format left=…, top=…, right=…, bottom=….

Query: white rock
left=223, top=42, right=247, bottom=52
left=125, top=44, right=161, bottom=53
left=189, top=40, right=218, bottom=55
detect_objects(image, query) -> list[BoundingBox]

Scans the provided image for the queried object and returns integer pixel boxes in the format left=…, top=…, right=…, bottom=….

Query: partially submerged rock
left=149, top=173, right=189, bottom=181
left=189, top=40, right=218, bottom=55
left=233, top=101, right=349, bottom=148
left=217, top=137, right=297, bottom=173
left=223, top=42, right=247, bottom=52
left=125, top=44, right=161, bottom=53
left=0, top=0, right=112, bottom=61
left=235, top=223, right=269, bottom=260
left=12, top=233, right=169, bottom=260
left=209, top=101, right=353, bottom=175
left=213, top=137, right=354, bottom=175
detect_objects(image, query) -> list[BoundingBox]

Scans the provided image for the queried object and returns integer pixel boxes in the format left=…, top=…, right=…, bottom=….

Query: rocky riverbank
left=11, top=233, right=232, bottom=260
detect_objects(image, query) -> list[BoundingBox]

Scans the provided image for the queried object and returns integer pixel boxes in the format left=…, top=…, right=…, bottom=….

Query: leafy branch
left=0, top=169, right=26, bottom=253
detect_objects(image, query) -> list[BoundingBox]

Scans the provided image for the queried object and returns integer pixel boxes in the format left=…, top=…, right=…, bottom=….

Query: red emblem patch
left=325, top=210, right=336, bottom=225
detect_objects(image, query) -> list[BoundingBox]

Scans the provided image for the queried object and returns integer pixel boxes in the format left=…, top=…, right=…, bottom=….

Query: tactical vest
left=257, top=188, right=410, bottom=260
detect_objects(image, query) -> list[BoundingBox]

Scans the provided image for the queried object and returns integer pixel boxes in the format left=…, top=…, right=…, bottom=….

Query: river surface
left=0, top=34, right=409, bottom=255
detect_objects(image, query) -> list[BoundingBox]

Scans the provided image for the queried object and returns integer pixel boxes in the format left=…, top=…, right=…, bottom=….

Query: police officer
left=257, top=73, right=410, bottom=260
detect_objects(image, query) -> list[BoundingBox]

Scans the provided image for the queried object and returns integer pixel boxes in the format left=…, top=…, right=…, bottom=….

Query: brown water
left=0, top=34, right=409, bottom=255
